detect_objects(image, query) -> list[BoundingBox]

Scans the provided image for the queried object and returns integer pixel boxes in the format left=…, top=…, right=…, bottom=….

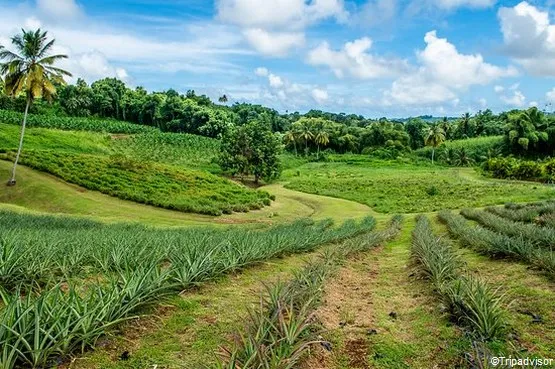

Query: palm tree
left=314, top=121, right=330, bottom=159
left=293, top=119, right=314, bottom=156
left=425, top=125, right=446, bottom=164
left=283, top=130, right=298, bottom=156
left=218, top=94, right=228, bottom=103
left=0, top=29, right=71, bottom=186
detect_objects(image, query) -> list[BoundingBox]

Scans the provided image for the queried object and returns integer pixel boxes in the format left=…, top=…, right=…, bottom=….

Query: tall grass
left=216, top=216, right=403, bottom=369
left=438, top=211, right=555, bottom=278
left=411, top=216, right=506, bottom=341
left=0, top=211, right=378, bottom=368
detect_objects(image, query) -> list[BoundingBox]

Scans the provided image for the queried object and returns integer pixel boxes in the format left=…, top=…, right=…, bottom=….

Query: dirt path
left=304, top=217, right=466, bottom=369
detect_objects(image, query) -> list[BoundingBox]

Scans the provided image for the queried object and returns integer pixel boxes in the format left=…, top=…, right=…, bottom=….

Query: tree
left=0, top=29, right=71, bottom=186
left=505, top=107, right=549, bottom=154
left=292, top=118, right=315, bottom=156
left=219, top=120, right=281, bottom=184
left=405, top=118, right=427, bottom=150
left=425, top=125, right=446, bottom=164
left=283, top=130, right=298, bottom=156
left=218, top=94, right=228, bottom=103
left=313, top=120, right=331, bottom=159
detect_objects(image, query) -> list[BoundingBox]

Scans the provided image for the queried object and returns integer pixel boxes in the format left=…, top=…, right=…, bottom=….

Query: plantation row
left=0, top=109, right=156, bottom=134
left=485, top=202, right=555, bottom=225
left=439, top=211, right=555, bottom=278
left=411, top=216, right=505, bottom=341
left=0, top=211, right=378, bottom=368
left=216, top=216, right=403, bottom=368
left=112, top=131, right=220, bottom=171
left=461, top=208, right=555, bottom=249
left=1, top=150, right=269, bottom=216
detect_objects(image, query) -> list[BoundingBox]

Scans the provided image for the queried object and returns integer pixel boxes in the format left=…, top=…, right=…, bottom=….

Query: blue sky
left=0, top=0, right=554, bottom=117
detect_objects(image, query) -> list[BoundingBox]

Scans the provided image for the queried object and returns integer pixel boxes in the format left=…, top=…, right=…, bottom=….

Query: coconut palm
left=425, top=125, right=446, bottom=164
left=314, top=121, right=331, bottom=159
left=293, top=119, right=315, bottom=156
left=283, top=130, right=298, bottom=156
left=1, top=29, right=71, bottom=186
left=218, top=94, right=228, bottom=103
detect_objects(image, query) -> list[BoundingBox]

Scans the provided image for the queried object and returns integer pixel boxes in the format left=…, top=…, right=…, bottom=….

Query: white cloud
left=529, top=101, right=538, bottom=107
left=268, top=73, right=285, bottom=88
left=498, top=2, right=555, bottom=76
left=307, top=37, right=410, bottom=79
left=0, top=6, right=250, bottom=82
left=217, top=0, right=346, bottom=29
left=253, top=68, right=330, bottom=110
left=217, top=0, right=346, bottom=56
left=417, top=31, right=517, bottom=89
left=386, top=75, right=457, bottom=105
left=432, top=0, right=496, bottom=10
left=500, top=90, right=526, bottom=107
left=494, top=85, right=504, bottom=93
left=479, top=98, right=488, bottom=107
left=384, top=30, right=517, bottom=105
left=51, top=46, right=130, bottom=84
left=255, top=67, right=269, bottom=76
left=352, top=0, right=397, bottom=26
left=546, top=87, right=555, bottom=103
left=243, top=28, right=304, bottom=57
left=37, top=0, right=82, bottom=19
left=312, top=88, right=329, bottom=104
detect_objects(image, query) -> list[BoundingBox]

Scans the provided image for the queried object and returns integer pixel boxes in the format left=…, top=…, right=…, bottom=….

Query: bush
left=483, top=157, right=545, bottom=181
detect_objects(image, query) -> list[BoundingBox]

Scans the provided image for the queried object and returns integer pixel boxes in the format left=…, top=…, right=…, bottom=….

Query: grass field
left=283, top=159, right=555, bottom=213
left=2, top=118, right=555, bottom=368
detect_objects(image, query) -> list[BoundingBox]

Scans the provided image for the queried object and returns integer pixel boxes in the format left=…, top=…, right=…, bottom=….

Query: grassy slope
left=0, top=161, right=370, bottom=226
left=284, top=160, right=555, bottom=213
left=1, top=123, right=269, bottom=216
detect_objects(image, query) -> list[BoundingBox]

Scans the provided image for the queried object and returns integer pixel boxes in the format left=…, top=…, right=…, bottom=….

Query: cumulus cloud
left=498, top=2, right=555, bottom=76
left=307, top=37, right=410, bottom=79
left=312, top=88, right=329, bottom=104
left=253, top=68, right=329, bottom=109
left=217, top=0, right=346, bottom=55
left=384, top=30, right=517, bottom=105
left=243, top=29, right=304, bottom=57
left=500, top=90, right=526, bottom=107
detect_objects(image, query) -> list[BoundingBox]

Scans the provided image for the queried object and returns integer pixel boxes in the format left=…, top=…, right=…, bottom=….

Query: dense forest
left=2, top=77, right=555, bottom=163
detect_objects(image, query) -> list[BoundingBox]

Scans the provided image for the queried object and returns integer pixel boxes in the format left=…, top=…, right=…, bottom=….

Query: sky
left=0, top=0, right=554, bottom=118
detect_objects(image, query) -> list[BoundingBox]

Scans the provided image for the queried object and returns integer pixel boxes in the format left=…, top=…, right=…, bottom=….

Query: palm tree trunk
left=8, top=97, right=31, bottom=186
left=293, top=141, right=297, bottom=157
left=431, top=148, right=435, bottom=165
left=317, top=144, right=320, bottom=160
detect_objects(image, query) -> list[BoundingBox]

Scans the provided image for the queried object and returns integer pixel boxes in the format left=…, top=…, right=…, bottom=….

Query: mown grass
left=283, top=159, right=555, bottom=213
left=2, top=150, right=271, bottom=216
